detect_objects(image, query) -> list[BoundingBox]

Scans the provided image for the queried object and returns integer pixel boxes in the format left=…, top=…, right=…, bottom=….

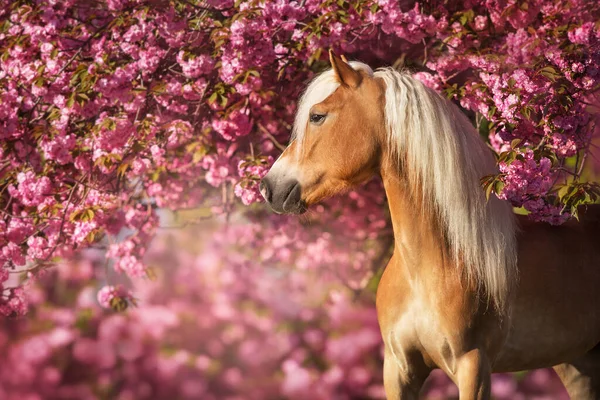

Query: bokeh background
left=0, top=208, right=573, bottom=399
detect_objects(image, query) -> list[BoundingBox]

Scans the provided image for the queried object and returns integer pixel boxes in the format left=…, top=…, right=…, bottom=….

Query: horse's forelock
left=292, top=62, right=374, bottom=149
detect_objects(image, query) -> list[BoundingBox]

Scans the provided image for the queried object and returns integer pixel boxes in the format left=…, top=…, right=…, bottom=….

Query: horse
left=259, top=50, right=600, bottom=399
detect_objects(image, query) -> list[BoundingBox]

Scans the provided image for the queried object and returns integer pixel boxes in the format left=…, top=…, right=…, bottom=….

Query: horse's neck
left=380, top=163, right=452, bottom=282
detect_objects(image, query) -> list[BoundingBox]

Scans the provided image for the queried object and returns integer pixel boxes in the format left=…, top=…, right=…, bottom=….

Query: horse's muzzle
left=260, top=176, right=306, bottom=214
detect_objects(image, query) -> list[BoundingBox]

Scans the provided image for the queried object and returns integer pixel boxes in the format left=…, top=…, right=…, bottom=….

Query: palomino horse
left=260, top=51, right=600, bottom=399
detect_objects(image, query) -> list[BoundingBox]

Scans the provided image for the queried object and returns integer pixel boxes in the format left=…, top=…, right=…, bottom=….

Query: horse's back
left=579, top=203, right=600, bottom=224
left=494, top=206, right=600, bottom=371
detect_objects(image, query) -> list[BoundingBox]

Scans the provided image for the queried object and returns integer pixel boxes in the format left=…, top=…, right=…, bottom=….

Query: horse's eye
left=309, top=113, right=326, bottom=125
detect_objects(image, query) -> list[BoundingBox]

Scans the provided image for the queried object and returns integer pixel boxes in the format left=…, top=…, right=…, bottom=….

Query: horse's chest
left=381, top=293, right=466, bottom=375
left=377, top=261, right=483, bottom=375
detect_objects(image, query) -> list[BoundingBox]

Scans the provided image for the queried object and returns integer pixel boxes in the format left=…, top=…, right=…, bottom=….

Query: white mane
left=377, top=68, right=517, bottom=310
left=293, top=63, right=517, bottom=311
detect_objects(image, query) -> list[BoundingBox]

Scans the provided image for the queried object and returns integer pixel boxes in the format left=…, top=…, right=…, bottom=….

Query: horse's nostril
left=259, top=179, right=271, bottom=203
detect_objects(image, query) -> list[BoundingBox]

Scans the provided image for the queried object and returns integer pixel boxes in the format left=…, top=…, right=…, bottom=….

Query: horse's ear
left=329, top=49, right=362, bottom=88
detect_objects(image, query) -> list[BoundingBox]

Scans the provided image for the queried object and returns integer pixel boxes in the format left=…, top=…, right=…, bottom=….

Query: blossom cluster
left=0, top=0, right=599, bottom=313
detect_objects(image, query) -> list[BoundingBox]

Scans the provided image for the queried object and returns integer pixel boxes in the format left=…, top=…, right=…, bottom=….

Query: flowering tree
left=1, top=0, right=599, bottom=337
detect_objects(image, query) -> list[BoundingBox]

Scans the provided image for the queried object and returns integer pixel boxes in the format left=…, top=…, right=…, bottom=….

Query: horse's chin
left=268, top=201, right=307, bottom=215
left=286, top=201, right=307, bottom=215
left=294, top=204, right=308, bottom=215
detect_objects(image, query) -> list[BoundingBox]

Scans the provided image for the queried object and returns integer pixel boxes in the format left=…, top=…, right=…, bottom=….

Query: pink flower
left=1, top=287, right=28, bottom=315
left=41, top=134, right=76, bottom=165
left=114, top=255, right=146, bottom=277
left=2, top=242, right=26, bottom=266
left=413, top=71, right=441, bottom=91
left=97, top=284, right=134, bottom=310
left=6, top=218, right=35, bottom=244
left=212, top=109, right=252, bottom=141
left=72, top=220, right=98, bottom=244
left=234, top=182, right=262, bottom=205
left=9, top=171, right=53, bottom=207
left=27, top=236, right=51, bottom=260
left=568, top=22, right=594, bottom=45
left=473, top=15, right=488, bottom=31
left=176, top=51, right=215, bottom=78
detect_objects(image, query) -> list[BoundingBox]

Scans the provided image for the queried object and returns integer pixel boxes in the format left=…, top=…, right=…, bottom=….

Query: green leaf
left=459, top=10, right=474, bottom=25
left=193, top=146, right=208, bottom=163
left=83, top=209, right=95, bottom=221
left=558, top=95, right=573, bottom=111
left=219, top=94, right=228, bottom=107
left=539, top=65, right=561, bottom=81
left=69, top=209, right=82, bottom=222
left=117, top=162, right=130, bottom=178
left=505, top=151, right=517, bottom=164
left=110, top=296, right=129, bottom=312
left=485, top=181, right=494, bottom=200
left=480, top=174, right=497, bottom=200
left=66, top=94, right=75, bottom=108
left=493, top=180, right=505, bottom=195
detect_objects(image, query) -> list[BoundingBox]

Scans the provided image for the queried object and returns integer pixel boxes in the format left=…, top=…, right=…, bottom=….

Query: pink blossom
left=72, top=220, right=97, bottom=244
left=413, top=71, right=441, bottom=91
left=2, top=242, right=26, bottom=266
left=234, top=182, right=262, bottom=205
left=1, top=287, right=28, bottom=315
left=114, top=255, right=146, bottom=278
left=176, top=51, right=214, bottom=78
left=6, top=218, right=35, bottom=244
left=26, top=236, right=51, bottom=260
left=96, top=284, right=134, bottom=309
left=40, top=134, right=76, bottom=165
left=9, top=171, right=52, bottom=207
left=568, top=22, right=595, bottom=45
left=212, top=109, right=252, bottom=140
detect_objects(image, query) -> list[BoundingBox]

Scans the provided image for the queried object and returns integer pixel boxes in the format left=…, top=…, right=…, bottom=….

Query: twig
left=257, top=123, right=287, bottom=152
